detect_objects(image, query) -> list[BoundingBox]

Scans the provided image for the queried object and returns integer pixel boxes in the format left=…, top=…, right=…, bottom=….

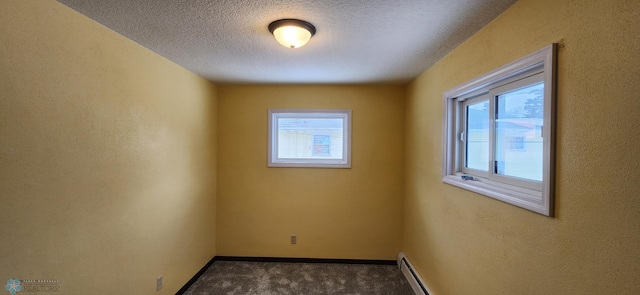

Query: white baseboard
left=397, top=252, right=433, bottom=295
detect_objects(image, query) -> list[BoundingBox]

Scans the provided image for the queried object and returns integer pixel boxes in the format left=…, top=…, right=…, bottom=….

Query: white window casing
left=268, top=109, right=352, bottom=168
left=442, top=44, right=557, bottom=216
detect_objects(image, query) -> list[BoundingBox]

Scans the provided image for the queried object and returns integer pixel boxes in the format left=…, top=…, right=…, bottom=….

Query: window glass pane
left=495, top=82, right=544, bottom=181
left=277, top=118, right=344, bottom=159
left=466, top=100, right=489, bottom=171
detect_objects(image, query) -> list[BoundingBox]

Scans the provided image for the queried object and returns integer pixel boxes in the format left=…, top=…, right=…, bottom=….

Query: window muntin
left=268, top=109, right=351, bottom=168
left=442, top=44, right=556, bottom=216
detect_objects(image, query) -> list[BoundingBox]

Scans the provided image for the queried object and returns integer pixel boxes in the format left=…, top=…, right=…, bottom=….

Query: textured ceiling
left=57, top=0, right=517, bottom=84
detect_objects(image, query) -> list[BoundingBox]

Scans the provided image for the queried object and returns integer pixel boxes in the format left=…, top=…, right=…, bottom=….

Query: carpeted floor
left=183, top=260, right=415, bottom=295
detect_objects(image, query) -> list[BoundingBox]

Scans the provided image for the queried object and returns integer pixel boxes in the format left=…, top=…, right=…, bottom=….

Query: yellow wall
left=404, top=0, right=640, bottom=294
left=0, top=1, right=217, bottom=294
left=4, top=0, right=639, bottom=293
left=217, top=85, right=404, bottom=259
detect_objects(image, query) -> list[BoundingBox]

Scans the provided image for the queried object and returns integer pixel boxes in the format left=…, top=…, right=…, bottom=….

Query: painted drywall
left=0, top=1, right=217, bottom=294
left=404, top=0, right=640, bottom=294
left=217, top=85, right=404, bottom=259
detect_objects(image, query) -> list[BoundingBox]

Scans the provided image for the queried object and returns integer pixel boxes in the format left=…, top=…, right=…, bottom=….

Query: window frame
left=268, top=109, right=352, bottom=168
left=460, top=93, right=490, bottom=178
left=488, top=72, right=545, bottom=191
left=442, top=44, right=556, bottom=216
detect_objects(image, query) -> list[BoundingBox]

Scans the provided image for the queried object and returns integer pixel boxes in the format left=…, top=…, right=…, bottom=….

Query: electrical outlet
left=157, top=275, right=163, bottom=291
left=291, top=235, right=297, bottom=244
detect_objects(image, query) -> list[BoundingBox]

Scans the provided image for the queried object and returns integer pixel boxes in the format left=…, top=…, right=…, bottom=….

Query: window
left=442, top=44, right=556, bottom=216
left=268, top=109, right=351, bottom=168
left=312, top=135, right=331, bottom=156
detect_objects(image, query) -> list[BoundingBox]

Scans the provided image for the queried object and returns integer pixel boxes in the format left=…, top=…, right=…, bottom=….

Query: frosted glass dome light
left=268, top=19, right=316, bottom=49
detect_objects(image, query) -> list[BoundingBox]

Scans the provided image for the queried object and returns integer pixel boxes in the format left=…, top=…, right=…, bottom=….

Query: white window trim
left=268, top=109, right=352, bottom=168
left=442, top=44, right=556, bottom=216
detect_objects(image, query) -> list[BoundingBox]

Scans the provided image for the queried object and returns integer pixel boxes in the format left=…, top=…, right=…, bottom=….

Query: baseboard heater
left=397, top=252, right=432, bottom=295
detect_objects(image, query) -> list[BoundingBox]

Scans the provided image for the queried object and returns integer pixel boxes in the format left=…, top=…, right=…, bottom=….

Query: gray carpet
left=183, top=261, right=415, bottom=295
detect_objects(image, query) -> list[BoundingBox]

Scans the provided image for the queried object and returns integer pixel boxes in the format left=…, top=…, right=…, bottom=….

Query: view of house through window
left=494, top=82, right=544, bottom=181
left=312, top=135, right=332, bottom=156
left=276, top=118, right=343, bottom=159
left=465, top=98, right=490, bottom=171
left=268, top=109, right=351, bottom=168
left=463, top=81, right=544, bottom=181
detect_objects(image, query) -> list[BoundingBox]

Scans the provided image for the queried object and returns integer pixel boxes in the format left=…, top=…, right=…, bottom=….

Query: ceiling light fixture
left=268, top=19, right=316, bottom=49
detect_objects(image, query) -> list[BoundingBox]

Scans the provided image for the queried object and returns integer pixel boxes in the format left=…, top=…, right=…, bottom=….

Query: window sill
left=268, top=160, right=351, bottom=169
left=442, top=174, right=551, bottom=216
